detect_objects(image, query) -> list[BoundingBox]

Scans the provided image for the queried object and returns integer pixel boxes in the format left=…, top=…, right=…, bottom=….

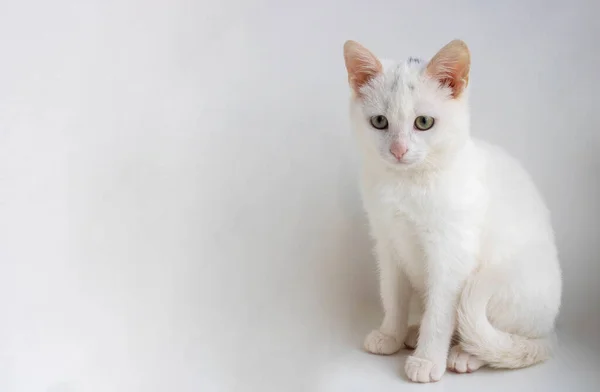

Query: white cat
left=343, top=39, right=562, bottom=383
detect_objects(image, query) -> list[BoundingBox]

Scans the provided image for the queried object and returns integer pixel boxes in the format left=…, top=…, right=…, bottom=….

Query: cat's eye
left=370, top=115, right=389, bottom=130
left=414, top=116, right=435, bottom=131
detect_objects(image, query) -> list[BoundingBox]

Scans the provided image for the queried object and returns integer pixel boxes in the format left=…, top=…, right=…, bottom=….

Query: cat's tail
left=457, top=268, right=552, bottom=369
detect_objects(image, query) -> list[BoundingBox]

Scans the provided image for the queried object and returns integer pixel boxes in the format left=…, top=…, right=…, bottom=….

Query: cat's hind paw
left=447, top=345, right=485, bottom=373
left=363, top=329, right=402, bottom=355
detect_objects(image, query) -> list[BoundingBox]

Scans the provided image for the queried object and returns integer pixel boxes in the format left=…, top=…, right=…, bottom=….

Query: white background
left=1, top=0, right=599, bottom=391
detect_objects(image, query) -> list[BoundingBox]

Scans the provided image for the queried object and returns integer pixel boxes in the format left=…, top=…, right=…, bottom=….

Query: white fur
left=349, top=49, right=562, bottom=383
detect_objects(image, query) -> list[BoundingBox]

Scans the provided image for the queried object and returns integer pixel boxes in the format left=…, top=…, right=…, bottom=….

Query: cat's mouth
left=385, top=153, right=422, bottom=168
left=384, top=157, right=420, bottom=169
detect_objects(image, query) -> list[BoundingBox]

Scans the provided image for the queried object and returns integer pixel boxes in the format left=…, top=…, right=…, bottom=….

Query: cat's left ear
left=343, top=40, right=383, bottom=96
left=426, top=39, right=471, bottom=99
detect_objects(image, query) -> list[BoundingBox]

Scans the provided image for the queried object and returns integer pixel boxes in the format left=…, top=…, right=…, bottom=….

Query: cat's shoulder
left=471, top=138, right=533, bottom=180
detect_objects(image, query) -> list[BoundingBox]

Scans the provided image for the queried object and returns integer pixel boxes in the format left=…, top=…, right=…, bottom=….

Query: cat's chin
left=380, top=157, right=423, bottom=171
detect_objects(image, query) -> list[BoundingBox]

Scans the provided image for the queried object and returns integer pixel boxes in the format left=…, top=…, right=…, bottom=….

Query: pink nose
left=390, top=142, right=407, bottom=160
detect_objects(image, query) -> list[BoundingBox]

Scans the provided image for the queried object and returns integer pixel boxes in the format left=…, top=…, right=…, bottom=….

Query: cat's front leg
left=364, top=239, right=412, bottom=355
left=404, top=231, right=476, bottom=383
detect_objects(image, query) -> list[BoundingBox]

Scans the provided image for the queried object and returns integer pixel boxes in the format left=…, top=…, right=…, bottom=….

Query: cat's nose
left=390, top=142, right=407, bottom=160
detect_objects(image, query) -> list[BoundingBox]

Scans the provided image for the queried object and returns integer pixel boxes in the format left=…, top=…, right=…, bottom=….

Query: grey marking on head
left=389, top=64, right=403, bottom=93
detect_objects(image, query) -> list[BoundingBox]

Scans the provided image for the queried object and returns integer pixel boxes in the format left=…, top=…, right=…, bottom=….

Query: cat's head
left=343, top=39, right=471, bottom=171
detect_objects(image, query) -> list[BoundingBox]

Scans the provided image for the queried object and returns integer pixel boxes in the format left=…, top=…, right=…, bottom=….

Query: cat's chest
left=364, top=179, right=435, bottom=229
left=363, top=180, right=432, bottom=286
left=362, top=169, right=479, bottom=228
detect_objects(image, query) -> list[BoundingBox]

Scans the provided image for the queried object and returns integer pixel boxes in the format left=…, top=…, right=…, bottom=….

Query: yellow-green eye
left=370, top=115, right=389, bottom=130
left=414, top=116, right=435, bottom=131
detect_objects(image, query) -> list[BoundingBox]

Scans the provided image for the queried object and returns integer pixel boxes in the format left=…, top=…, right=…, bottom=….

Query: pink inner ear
left=428, top=59, right=469, bottom=98
left=344, top=41, right=382, bottom=95
left=439, top=72, right=468, bottom=98
left=348, top=64, right=378, bottom=93
left=426, top=40, right=470, bottom=98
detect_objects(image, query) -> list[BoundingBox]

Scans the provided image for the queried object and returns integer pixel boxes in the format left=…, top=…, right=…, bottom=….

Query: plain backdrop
left=1, top=0, right=599, bottom=391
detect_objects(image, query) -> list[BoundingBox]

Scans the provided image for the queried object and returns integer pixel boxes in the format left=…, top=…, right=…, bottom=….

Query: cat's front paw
left=404, top=355, right=445, bottom=383
left=363, top=329, right=402, bottom=355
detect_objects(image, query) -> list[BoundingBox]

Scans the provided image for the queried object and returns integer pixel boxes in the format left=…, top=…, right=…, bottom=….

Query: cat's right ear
left=343, top=40, right=382, bottom=96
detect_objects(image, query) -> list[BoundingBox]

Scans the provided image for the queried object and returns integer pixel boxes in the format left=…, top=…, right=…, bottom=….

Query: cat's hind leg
left=456, top=253, right=560, bottom=369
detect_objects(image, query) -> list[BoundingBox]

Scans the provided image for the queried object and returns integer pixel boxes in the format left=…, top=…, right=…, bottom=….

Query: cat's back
left=474, top=139, right=548, bottom=211
left=474, top=139, right=555, bottom=247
